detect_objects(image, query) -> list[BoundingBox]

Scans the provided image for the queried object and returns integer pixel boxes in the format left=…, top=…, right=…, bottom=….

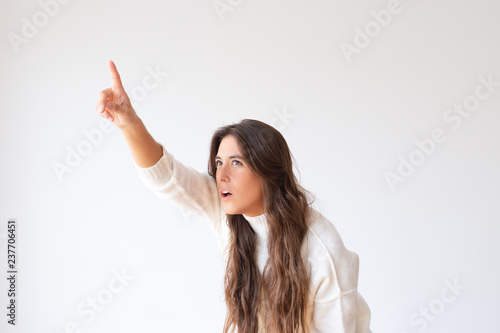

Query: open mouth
left=221, top=191, right=233, bottom=199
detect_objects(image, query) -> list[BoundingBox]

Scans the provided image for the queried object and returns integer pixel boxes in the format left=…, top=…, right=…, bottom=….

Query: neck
left=242, top=212, right=268, bottom=241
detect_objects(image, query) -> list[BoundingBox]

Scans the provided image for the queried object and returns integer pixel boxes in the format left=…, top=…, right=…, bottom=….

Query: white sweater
left=134, top=142, right=373, bottom=333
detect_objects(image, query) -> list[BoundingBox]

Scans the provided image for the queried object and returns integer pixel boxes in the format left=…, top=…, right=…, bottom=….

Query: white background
left=1, top=0, right=499, bottom=332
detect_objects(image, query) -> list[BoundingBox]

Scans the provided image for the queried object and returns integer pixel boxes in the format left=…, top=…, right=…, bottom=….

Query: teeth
left=223, top=191, right=230, bottom=194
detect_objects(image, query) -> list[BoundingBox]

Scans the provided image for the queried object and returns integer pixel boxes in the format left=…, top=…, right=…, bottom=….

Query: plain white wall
left=1, top=0, right=499, bottom=332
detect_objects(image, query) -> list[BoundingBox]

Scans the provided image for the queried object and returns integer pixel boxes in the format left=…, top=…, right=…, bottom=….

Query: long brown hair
left=207, top=119, right=315, bottom=333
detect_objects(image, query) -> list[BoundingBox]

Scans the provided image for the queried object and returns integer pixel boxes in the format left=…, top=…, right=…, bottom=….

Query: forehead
left=217, top=135, right=241, bottom=155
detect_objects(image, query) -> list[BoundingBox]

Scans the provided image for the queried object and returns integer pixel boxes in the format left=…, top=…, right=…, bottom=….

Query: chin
left=223, top=207, right=242, bottom=215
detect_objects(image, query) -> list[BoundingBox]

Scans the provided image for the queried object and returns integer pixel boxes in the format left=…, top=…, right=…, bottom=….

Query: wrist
left=119, top=117, right=144, bottom=133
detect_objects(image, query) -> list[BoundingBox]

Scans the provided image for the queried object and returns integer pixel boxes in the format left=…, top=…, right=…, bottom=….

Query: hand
left=96, top=60, right=141, bottom=129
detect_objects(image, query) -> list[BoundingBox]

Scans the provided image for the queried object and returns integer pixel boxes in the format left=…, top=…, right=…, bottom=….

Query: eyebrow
left=215, top=155, right=245, bottom=160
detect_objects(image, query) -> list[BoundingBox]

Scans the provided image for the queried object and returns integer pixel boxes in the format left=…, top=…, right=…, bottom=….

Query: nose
left=217, top=164, right=229, bottom=183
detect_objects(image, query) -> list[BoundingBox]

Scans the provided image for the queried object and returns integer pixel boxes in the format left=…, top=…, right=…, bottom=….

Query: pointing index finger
left=108, top=60, right=124, bottom=90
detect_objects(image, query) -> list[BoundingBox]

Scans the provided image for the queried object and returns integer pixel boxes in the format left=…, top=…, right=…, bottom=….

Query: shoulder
left=306, top=207, right=345, bottom=252
left=303, top=206, right=360, bottom=302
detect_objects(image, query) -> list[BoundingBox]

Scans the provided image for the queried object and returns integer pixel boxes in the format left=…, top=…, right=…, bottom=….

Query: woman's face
left=215, top=135, right=264, bottom=217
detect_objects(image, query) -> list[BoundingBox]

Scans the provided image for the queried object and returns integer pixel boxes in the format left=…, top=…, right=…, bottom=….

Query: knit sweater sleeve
left=307, top=209, right=373, bottom=333
left=310, top=249, right=372, bottom=333
left=132, top=142, right=222, bottom=227
left=312, top=289, right=372, bottom=333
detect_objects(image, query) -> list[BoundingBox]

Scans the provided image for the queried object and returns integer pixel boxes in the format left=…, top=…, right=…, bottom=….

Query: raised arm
left=94, top=60, right=223, bottom=228
left=96, top=60, right=162, bottom=168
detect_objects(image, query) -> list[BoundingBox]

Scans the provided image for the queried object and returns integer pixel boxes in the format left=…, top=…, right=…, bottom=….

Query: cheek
left=242, top=175, right=263, bottom=200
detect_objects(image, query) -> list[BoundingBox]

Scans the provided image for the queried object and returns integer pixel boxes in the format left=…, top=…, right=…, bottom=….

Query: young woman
left=96, top=60, right=372, bottom=333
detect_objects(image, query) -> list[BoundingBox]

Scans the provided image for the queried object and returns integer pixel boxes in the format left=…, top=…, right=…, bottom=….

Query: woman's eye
left=215, top=160, right=242, bottom=166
